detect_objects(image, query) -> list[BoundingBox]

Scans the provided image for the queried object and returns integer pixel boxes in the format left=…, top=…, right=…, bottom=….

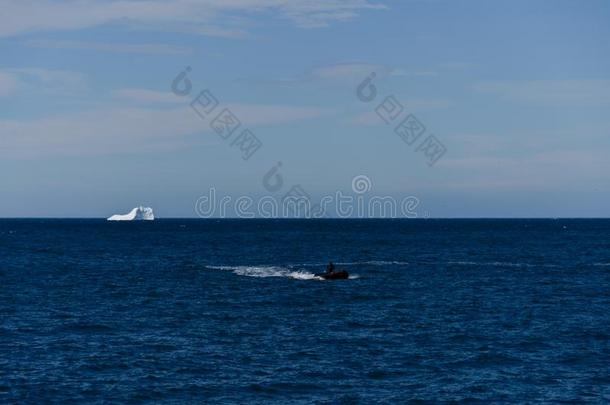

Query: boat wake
left=205, top=264, right=362, bottom=280
left=206, top=265, right=323, bottom=280
left=206, top=259, right=570, bottom=280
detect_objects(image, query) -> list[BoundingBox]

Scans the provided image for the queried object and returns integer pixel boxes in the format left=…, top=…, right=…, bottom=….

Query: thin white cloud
left=431, top=125, right=610, bottom=191
left=439, top=149, right=609, bottom=190
left=0, top=0, right=386, bottom=39
left=25, top=39, right=193, bottom=55
left=279, top=0, right=386, bottom=28
left=8, top=68, right=85, bottom=86
left=0, top=67, right=86, bottom=95
left=113, top=89, right=185, bottom=104
left=392, top=69, right=438, bottom=77
left=311, top=63, right=388, bottom=81
left=0, top=72, right=19, bottom=97
left=258, top=63, right=387, bottom=87
left=475, top=79, right=610, bottom=105
left=347, top=98, right=452, bottom=125
left=443, top=133, right=510, bottom=156
left=227, top=102, right=332, bottom=123
left=0, top=103, right=333, bottom=157
left=267, top=62, right=429, bottom=87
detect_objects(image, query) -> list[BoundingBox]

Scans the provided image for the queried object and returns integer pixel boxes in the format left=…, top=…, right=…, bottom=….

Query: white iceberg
left=107, top=206, right=155, bottom=221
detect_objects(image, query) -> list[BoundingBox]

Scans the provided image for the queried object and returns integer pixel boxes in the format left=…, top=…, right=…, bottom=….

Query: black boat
left=314, top=270, right=349, bottom=280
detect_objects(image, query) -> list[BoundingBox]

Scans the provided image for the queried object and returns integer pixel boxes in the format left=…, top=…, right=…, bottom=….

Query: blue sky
left=1, top=0, right=609, bottom=217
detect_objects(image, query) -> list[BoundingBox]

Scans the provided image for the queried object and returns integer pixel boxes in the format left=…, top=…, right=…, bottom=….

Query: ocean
left=1, top=219, right=609, bottom=403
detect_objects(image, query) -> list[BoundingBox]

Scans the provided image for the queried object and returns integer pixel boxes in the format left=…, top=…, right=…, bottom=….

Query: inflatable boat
left=314, top=270, right=349, bottom=280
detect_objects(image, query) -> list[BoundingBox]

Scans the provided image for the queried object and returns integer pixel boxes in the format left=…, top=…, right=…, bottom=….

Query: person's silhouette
left=326, top=262, right=335, bottom=274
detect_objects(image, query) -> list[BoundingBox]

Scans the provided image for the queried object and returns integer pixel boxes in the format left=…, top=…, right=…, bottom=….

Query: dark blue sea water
left=1, top=219, right=609, bottom=403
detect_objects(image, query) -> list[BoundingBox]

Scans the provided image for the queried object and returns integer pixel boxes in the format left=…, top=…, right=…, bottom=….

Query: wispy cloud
left=347, top=98, right=452, bottom=125
left=113, top=89, right=185, bottom=104
left=391, top=69, right=438, bottom=77
left=0, top=67, right=86, bottom=96
left=309, top=63, right=404, bottom=81
left=439, top=149, right=609, bottom=190
left=0, top=103, right=333, bottom=157
left=0, top=0, right=386, bottom=39
left=261, top=62, right=432, bottom=87
left=475, top=79, right=610, bottom=105
left=0, top=72, right=19, bottom=97
left=25, top=39, right=193, bottom=55
left=278, top=0, right=387, bottom=28
left=8, top=68, right=85, bottom=86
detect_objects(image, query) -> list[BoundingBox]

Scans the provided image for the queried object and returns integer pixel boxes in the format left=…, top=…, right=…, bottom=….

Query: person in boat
left=326, top=262, right=335, bottom=274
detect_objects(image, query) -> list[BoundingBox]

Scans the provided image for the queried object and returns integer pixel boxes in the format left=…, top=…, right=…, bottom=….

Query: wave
left=446, top=261, right=559, bottom=268
left=593, top=263, right=610, bottom=267
left=340, top=260, right=409, bottom=266
left=296, top=260, right=409, bottom=267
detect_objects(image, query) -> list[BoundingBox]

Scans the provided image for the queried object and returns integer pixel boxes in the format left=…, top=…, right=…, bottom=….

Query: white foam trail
left=287, top=271, right=321, bottom=280
left=234, top=266, right=286, bottom=278
left=206, top=265, right=323, bottom=280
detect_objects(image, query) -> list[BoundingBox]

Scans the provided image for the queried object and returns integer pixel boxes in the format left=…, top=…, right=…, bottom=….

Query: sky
left=0, top=0, right=609, bottom=218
